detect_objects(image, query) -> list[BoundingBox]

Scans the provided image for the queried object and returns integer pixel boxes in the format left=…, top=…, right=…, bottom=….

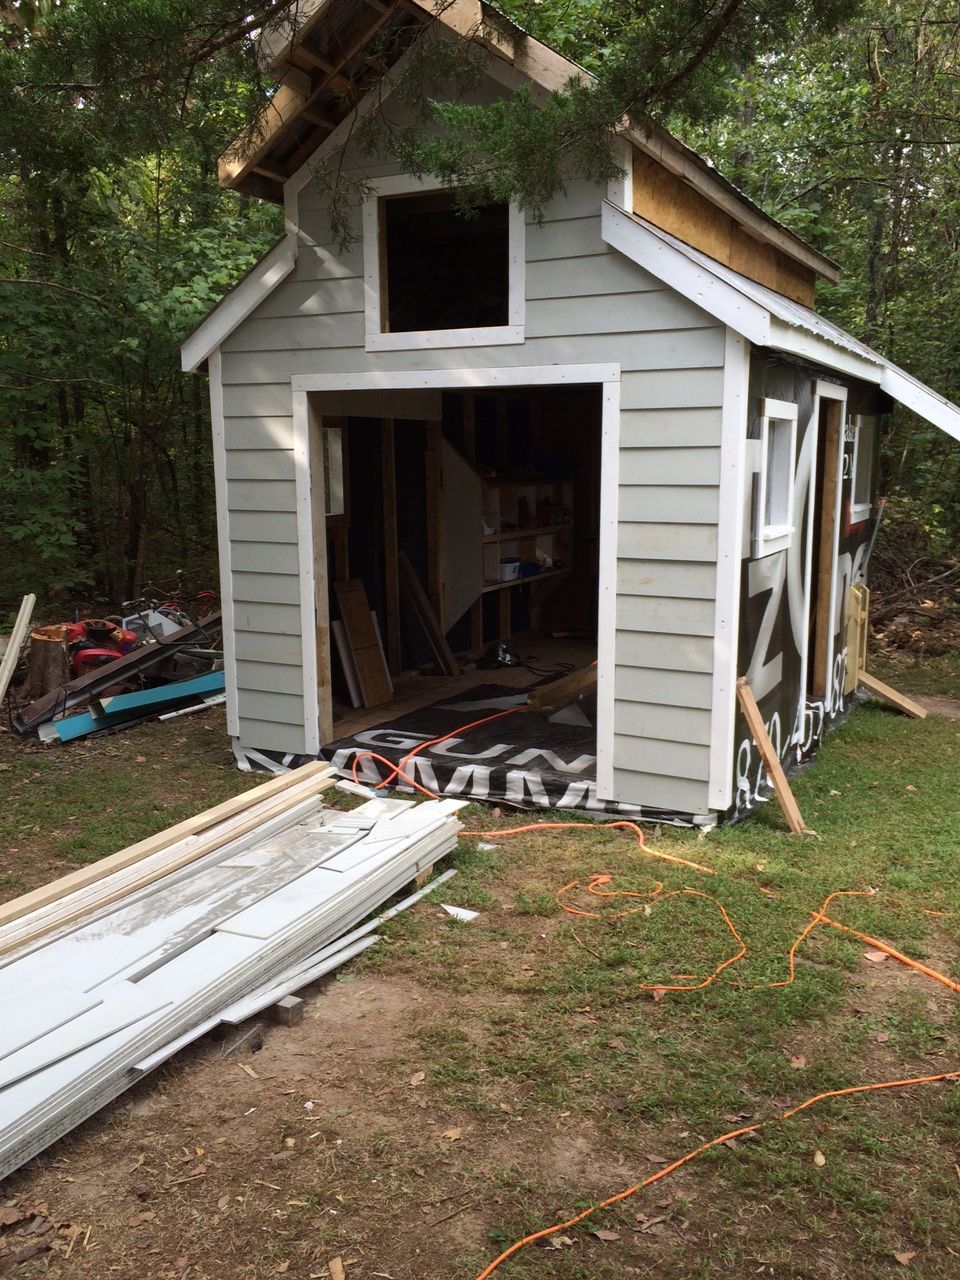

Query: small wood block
left=270, top=996, right=305, bottom=1027
left=736, top=678, right=812, bottom=835
left=859, top=670, right=927, bottom=720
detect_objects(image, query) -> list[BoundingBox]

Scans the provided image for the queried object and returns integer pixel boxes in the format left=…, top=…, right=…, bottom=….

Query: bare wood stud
left=859, top=671, right=927, bottom=720
left=736, top=678, right=812, bottom=835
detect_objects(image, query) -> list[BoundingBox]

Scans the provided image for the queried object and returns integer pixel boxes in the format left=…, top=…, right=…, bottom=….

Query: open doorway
left=323, top=383, right=602, bottom=726
left=807, top=388, right=845, bottom=704
left=311, top=378, right=609, bottom=808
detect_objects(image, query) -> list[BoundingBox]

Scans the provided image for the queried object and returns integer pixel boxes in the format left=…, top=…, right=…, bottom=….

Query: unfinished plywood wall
left=631, top=149, right=817, bottom=307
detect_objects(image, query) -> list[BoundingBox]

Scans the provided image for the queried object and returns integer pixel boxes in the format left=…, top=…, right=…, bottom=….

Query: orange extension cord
left=345, top=706, right=958, bottom=1278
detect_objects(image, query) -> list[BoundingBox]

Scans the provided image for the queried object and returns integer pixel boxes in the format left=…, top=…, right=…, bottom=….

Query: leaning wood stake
left=859, top=671, right=927, bottom=720
left=736, top=678, right=812, bottom=835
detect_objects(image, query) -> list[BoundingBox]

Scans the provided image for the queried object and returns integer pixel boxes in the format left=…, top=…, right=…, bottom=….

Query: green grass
left=351, top=701, right=960, bottom=1275
left=3, top=696, right=959, bottom=1278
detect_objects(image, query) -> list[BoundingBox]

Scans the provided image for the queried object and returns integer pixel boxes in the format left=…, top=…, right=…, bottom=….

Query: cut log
left=23, top=625, right=71, bottom=703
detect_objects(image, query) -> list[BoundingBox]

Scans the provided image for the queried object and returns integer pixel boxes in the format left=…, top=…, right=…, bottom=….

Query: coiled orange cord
left=472, top=878, right=960, bottom=1278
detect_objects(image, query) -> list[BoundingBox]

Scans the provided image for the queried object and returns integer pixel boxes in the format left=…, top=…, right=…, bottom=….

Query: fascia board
left=880, top=366, right=960, bottom=443
left=180, top=236, right=297, bottom=374
left=601, top=201, right=771, bottom=346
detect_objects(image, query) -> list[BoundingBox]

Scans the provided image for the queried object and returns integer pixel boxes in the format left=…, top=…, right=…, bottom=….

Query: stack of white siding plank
left=0, top=765, right=463, bottom=1179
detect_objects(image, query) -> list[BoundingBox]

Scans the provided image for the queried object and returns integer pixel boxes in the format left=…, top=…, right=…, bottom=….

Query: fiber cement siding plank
left=228, top=480, right=298, bottom=513
left=238, top=717, right=308, bottom=754
left=225, top=449, right=295, bottom=481
left=526, top=254, right=662, bottom=299
left=232, top=571, right=302, bottom=607
left=614, top=665, right=714, bottom=710
left=235, top=660, right=305, bottom=697
left=618, top=523, right=718, bottom=562
left=619, top=448, right=721, bottom=486
left=221, top=314, right=365, bottom=355
left=526, top=297, right=722, bottom=344
left=233, top=602, right=301, bottom=635
left=612, top=768, right=711, bottom=815
left=614, top=700, right=711, bottom=746
left=229, top=510, right=299, bottom=544
left=231, top=542, right=302, bottom=574
left=615, top=630, right=714, bottom=674
left=613, top=734, right=710, bottom=782
left=620, top=408, right=722, bottom=449
left=620, top=368, right=724, bottom=410
left=615, top=595, right=716, bottom=636
left=224, top=417, right=295, bottom=450
left=221, top=382, right=292, bottom=417
left=233, top=689, right=304, bottom=725
left=525, top=215, right=606, bottom=261
left=617, top=559, right=717, bottom=599
left=617, top=484, right=719, bottom=524
left=252, top=277, right=365, bottom=320
left=234, top=630, right=303, bottom=665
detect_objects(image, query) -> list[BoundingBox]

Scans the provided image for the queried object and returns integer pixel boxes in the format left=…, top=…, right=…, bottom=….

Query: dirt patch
left=912, top=693, right=960, bottom=719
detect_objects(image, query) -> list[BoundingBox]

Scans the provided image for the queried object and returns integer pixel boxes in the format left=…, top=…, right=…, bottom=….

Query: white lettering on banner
left=432, top=737, right=515, bottom=762
left=356, top=728, right=432, bottom=751
left=505, top=770, right=551, bottom=807
left=508, top=748, right=596, bottom=773
left=788, top=425, right=814, bottom=652
left=745, top=553, right=785, bottom=701
left=443, top=764, right=492, bottom=798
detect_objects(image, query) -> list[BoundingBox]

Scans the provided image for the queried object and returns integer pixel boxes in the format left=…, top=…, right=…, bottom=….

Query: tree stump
left=23, top=625, right=72, bottom=702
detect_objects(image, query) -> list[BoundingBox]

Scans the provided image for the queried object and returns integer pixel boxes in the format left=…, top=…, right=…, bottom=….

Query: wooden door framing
left=807, top=381, right=847, bottom=711
left=291, top=364, right=622, bottom=786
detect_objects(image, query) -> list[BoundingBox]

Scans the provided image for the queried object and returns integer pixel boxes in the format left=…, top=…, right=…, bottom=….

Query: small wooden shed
left=183, top=0, right=960, bottom=823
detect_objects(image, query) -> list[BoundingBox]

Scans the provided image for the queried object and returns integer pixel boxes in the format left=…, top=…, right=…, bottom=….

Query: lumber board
left=398, top=551, right=460, bottom=676
left=859, top=670, right=927, bottom=720
left=334, top=580, right=393, bottom=707
left=0, top=761, right=334, bottom=931
left=736, top=678, right=811, bottom=835
left=0, top=594, right=36, bottom=706
left=527, top=663, right=598, bottom=711
left=0, top=775, right=337, bottom=960
left=381, top=420, right=401, bottom=673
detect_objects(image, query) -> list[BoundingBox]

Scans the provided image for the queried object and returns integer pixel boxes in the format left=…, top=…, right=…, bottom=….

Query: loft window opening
left=381, top=189, right=509, bottom=334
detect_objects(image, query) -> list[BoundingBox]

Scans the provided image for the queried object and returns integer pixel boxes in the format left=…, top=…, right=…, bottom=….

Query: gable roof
left=222, top=0, right=838, bottom=283
left=602, top=202, right=960, bottom=443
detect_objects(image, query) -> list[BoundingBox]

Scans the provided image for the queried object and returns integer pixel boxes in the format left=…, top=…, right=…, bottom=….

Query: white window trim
left=850, top=414, right=876, bottom=523
left=361, top=174, right=525, bottom=352
left=754, top=397, right=799, bottom=558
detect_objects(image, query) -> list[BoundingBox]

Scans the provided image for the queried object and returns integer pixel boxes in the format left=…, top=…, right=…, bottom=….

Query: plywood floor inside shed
left=329, top=632, right=596, bottom=744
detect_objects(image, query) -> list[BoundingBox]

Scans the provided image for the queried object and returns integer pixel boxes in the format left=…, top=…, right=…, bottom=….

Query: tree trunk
left=24, top=626, right=72, bottom=701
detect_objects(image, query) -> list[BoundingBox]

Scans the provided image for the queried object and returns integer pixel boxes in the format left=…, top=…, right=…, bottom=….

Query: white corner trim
left=707, top=329, right=750, bottom=812
left=601, top=201, right=771, bottom=346
left=292, top=389, right=321, bottom=756
left=880, top=365, right=960, bottom=443
left=606, top=135, right=634, bottom=211
left=181, top=236, right=297, bottom=373
left=594, top=376, right=623, bottom=801
left=207, top=351, right=240, bottom=738
left=361, top=175, right=525, bottom=352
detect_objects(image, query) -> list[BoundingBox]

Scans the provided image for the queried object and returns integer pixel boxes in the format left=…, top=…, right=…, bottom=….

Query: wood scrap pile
left=0, top=762, right=464, bottom=1180
left=870, top=533, right=960, bottom=656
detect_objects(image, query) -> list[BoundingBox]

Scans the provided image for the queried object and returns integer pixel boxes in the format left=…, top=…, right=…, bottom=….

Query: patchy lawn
left=0, top=687, right=958, bottom=1280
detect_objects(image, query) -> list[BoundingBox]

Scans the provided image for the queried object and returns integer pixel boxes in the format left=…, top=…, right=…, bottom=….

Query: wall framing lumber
left=0, top=762, right=336, bottom=935
left=736, top=678, right=812, bottom=835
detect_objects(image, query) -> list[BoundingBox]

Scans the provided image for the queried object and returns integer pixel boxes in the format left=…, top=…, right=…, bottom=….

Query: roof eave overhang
left=220, top=0, right=838, bottom=283
left=602, top=202, right=960, bottom=444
